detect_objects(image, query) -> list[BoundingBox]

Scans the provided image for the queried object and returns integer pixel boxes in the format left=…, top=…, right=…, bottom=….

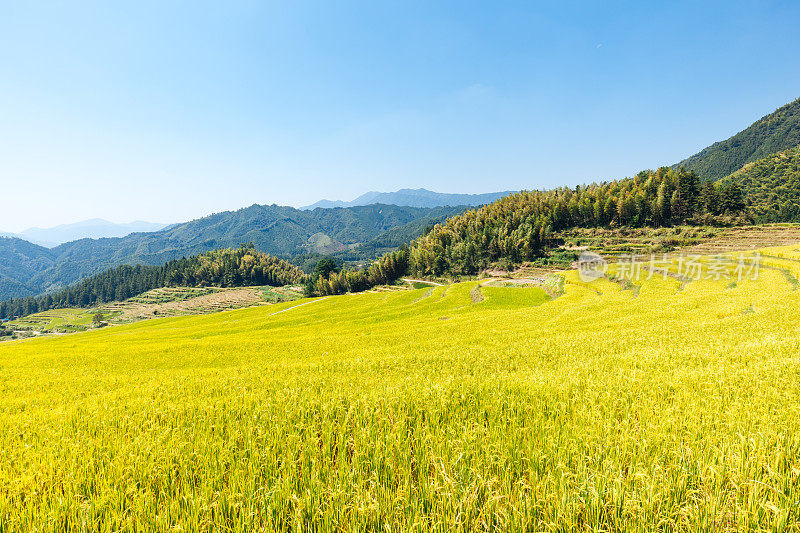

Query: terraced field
left=559, top=223, right=800, bottom=258
left=2, top=286, right=304, bottom=339
left=126, top=287, right=223, bottom=305
left=1, top=247, right=800, bottom=529
left=6, top=308, right=120, bottom=334
left=107, top=286, right=300, bottom=323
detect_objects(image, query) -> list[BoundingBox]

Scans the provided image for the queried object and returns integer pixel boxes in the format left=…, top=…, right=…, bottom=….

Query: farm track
left=268, top=297, right=330, bottom=316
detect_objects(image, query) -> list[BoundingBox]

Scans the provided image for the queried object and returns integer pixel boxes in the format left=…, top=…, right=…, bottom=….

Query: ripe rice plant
left=1, top=247, right=800, bottom=530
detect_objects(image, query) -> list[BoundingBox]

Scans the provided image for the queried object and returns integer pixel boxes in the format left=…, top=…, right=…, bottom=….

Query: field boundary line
left=402, top=278, right=443, bottom=286
left=269, top=297, right=330, bottom=316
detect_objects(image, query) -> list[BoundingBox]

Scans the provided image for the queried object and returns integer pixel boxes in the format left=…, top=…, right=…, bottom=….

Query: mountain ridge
left=674, top=97, right=800, bottom=181
left=302, top=188, right=515, bottom=210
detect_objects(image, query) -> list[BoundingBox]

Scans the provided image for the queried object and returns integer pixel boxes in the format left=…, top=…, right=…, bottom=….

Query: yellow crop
left=1, top=247, right=800, bottom=530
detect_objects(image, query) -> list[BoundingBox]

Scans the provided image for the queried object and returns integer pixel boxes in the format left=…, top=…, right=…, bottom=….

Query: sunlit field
left=2, top=247, right=800, bottom=531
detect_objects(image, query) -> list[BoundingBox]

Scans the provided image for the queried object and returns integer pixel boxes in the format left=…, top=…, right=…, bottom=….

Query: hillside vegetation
left=675, top=97, right=800, bottom=181
left=1, top=246, right=799, bottom=529
left=718, top=146, right=800, bottom=222
left=0, top=245, right=305, bottom=319
left=5, top=97, right=800, bottom=301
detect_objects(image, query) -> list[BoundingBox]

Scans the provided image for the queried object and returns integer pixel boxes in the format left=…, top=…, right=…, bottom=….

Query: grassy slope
left=1, top=250, right=800, bottom=529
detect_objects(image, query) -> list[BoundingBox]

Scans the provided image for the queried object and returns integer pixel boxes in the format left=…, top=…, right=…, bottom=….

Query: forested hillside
left=0, top=245, right=305, bottom=319
left=0, top=238, right=56, bottom=298
left=405, top=167, right=745, bottom=278
left=311, top=167, right=747, bottom=294
left=0, top=204, right=466, bottom=299
left=675, top=97, right=800, bottom=181
left=718, top=146, right=800, bottom=222
left=294, top=206, right=462, bottom=271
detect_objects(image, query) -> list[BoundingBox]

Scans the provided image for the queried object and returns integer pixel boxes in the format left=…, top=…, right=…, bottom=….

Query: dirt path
left=402, top=278, right=443, bottom=287
left=269, top=297, right=330, bottom=316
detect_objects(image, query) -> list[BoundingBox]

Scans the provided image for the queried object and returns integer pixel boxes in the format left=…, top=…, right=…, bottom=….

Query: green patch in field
left=260, top=286, right=303, bottom=303
left=479, top=285, right=550, bottom=309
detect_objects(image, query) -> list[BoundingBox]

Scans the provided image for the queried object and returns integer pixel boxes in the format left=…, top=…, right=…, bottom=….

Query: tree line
left=406, top=167, right=746, bottom=278
left=308, top=249, right=409, bottom=296
left=0, top=245, right=306, bottom=319
left=307, top=167, right=748, bottom=294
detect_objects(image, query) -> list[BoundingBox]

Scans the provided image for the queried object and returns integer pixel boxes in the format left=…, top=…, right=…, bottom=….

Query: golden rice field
left=2, top=246, right=800, bottom=531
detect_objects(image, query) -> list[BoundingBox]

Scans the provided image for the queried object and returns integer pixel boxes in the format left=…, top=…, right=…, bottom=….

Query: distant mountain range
left=0, top=204, right=467, bottom=299
left=0, top=219, right=169, bottom=248
left=302, top=188, right=515, bottom=210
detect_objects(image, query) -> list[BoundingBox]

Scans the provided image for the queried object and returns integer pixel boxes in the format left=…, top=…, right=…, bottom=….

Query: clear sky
left=1, top=1, right=799, bottom=232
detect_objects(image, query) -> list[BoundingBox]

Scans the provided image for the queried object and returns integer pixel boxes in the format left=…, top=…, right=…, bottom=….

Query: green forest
left=0, top=245, right=305, bottom=320
left=309, top=167, right=747, bottom=294
left=406, top=167, right=746, bottom=278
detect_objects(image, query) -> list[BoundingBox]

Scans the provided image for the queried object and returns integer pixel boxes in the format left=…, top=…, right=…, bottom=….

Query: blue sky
left=1, top=1, right=799, bottom=231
